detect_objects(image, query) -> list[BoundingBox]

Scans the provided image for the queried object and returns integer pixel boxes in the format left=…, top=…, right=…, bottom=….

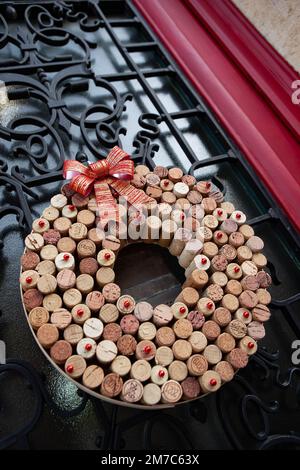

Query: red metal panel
left=133, top=0, right=300, bottom=232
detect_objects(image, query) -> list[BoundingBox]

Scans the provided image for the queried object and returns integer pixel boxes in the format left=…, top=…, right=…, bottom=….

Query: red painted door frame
left=133, top=0, right=300, bottom=232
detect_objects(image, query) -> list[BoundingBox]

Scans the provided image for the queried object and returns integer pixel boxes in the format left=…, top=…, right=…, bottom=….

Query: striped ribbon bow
left=63, top=146, right=152, bottom=224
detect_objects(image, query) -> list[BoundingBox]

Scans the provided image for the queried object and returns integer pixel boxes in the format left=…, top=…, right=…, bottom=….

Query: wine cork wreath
left=20, top=161, right=272, bottom=408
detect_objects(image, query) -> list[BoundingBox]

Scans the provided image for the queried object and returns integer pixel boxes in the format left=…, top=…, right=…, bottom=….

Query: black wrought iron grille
left=0, top=0, right=300, bottom=450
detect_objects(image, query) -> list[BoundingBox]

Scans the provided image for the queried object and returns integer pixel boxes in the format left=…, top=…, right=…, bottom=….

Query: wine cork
left=239, top=290, right=258, bottom=309
left=79, top=257, right=98, bottom=276
left=167, top=361, right=187, bottom=382
left=245, top=235, right=264, bottom=253
left=103, top=323, right=122, bottom=342
left=111, top=355, right=131, bottom=377
left=212, top=307, right=232, bottom=327
left=29, top=307, right=50, bottom=330
left=43, top=229, right=61, bottom=246
left=199, top=370, right=221, bottom=393
left=102, top=235, right=121, bottom=254
left=225, top=320, right=247, bottom=339
left=188, top=331, right=207, bottom=353
left=82, top=365, right=104, bottom=389
left=153, top=165, right=168, bottom=179
left=36, top=260, right=56, bottom=276
left=256, top=271, right=272, bottom=288
left=65, top=355, right=86, bottom=379
left=247, top=321, right=265, bottom=340
left=201, top=197, right=217, bottom=214
left=252, top=304, right=271, bottom=323
left=159, top=219, right=177, bottom=247
left=256, top=288, right=271, bottom=305
left=181, top=377, right=201, bottom=399
left=96, top=266, right=115, bottom=288
left=20, top=270, right=39, bottom=291
left=168, top=228, right=192, bottom=256
left=76, top=337, right=97, bottom=359
left=158, top=202, right=173, bottom=219
left=77, top=239, right=96, bottom=259
left=204, top=284, right=224, bottom=302
left=226, top=348, right=248, bottom=369
left=102, top=283, right=120, bottom=304
left=171, top=208, right=185, bottom=225
left=75, top=274, right=94, bottom=294
left=71, top=304, right=91, bottom=324
left=132, top=174, right=146, bottom=189
left=117, top=295, right=135, bottom=315
left=202, top=242, right=218, bottom=259
left=213, top=230, right=228, bottom=246
left=197, top=297, right=215, bottom=317
left=153, top=304, right=173, bottom=326
left=220, top=201, right=235, bottom=214
left=55, top=252, right=75, bottom=271
left=88, top=227, right=105, bottom=246
left=156, top=326, right=176, bottom=347
left=239, top=336, right=257, bottom=355
left=212, top=207, right=227, bottom=222
left=50, top=308, right=72, bottom=330
left=202, top=215, right=218, bottom=231
left=182, top=270, right=209, bottom=290
left=188, top=204, right=204, bottom=221
left=37, top=323, right=59, bottom=349
left=172, top=339, right=192, bottom=361
left=187, top=190, right=202, bottom=205
left=96, top=340, right=117, bottom=364
left=57, top=269, right=76, bottom=291
left=136, top=340, right=156, bottom=361
left=23, top=289, right=43, bottom=311
left=88, top=197, right=99, bottom=213
left=135, top=164, right=150, bottom=177
left=175, top=287, right=199, bottom=308
left=130, top=360, right=151, bottom=382
left=210, top=272, right=228, bottom=288
left=69, top=222, right=88, bottom=241
left=64, top=324, right=83, bottom=345
left=145, top=172, right=161, bottom=187
left=234, top=307, right=252, bottom=324
left=241, top=260, right=258, bottom=277
left=42, top=206, right=60, bottom=223
left=21, top=251, right=40, bottom=271
left=178, top=239, right=203, bottom=269
left=241, top=275, right=259, bottom=292
left=146, top=185, right=162, bottom=200
left=63, top=288, right=82, bottom=308
left=155, top=346, right=174, bottom=366
left=76, top=209, right=95, bottom=228
left=85, top=291, right=104, bottom=312
left=71, top=193, right=89, bottom=209
left=195, top=180, right=212, bottom=195
left=202, top=321, right=221, bottom=341
left=51, top=193, right=67, bottom=210
left=236, top=245, right=252, bottom=263
left=161, top=191, right=176, bottom=205
left=185, top=311, right=204, bottom=331
left=229, top=231, right=245, bottom=248
left=37, top=274, right=57, bottom=295
left=57, top=237, right=76, bottom=254
left=133, top=301, right=153, bottom=323
left=185, top=255, right=210, bottom=278
left=62, top=204, right=78, bottom=221
left=172, top=182, right=189, bottom=198
left=141, top=215, right=161, bottom=242
left=221, top=294, right=239, bottom=312
left=121, top=379, right=143, bottom=403
left=230, top=210, right=246, bottom=225
left=97, top=249, right=115, bottom=268
left=50, top=340, right=72, bottom=365
left=149, top=365, right=168, bottom=385
left=138, top=322, right=157, bottom=341
left=181, top=174, right=195, bottom=187
left=168, top=167, right=183, bottom=183
left=219, top=244, right=237, bottom=261
left=184, top=355, right=206, bottom=380
left=213, top=361, right=234, bottom=383
left=216, top=332, right=235, bottom=353
left=99, top=303, right=119, bottom=323
left=211, top=254, right=228, bottom=273
left=32, top=218, right=50, bottom=234
left=117, top=334, right=137, bottom=356
left=100, top=373, right=123, bottom=398
left=83, top=317, right=103, bottom=340
left=252, top=253, right=267, bottom=269
left=225, top=279, right=242, bottom=296
left=161, top=380, right=183, bottom=404
left=53, top=217, right=72, bottom=236
left=238, top=224, right=254, bottom=239
left=226, top=263, right=242, bottom=280
left=43, top=293, right=62, bottom=312
left=173, top=318, right=193, bottom=339
left=170, top=302, right=188, bottom=320
left=142, top=383, right=162, bottom=405
left=120, top=314, right=139, bottom=335
left=203, top=345, right=222, bottom=365
left=40, top=244, right=58, bottom=261
left=196, top=226, right=213, bottom=242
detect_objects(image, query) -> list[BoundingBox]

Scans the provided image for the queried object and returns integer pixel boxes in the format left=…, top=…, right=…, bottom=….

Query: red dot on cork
left=210, top=378, right=217, bottom=386
left=163, top=180, right=169, bottom=187
left=248, top=342, right=255, bottom=349
left=63, top=254, right=70, bottom=261
left=77, top=308, right=84, bottom=317
left=179, top=306, right=186, bottom=314
left=243, top=311, right=250, bottom=319
left=104, top=252, right=111, bottom=260
left=201, top=257, right=207, bottom=265
left=207, top=302, right=213, bottom=310
left=234, top=266, right=240, bottom=273
left=180, top=213, right=185, bottom=221
left=26, top=276, right=32, bottom=284
left=66, top=364, right=74, bottom=373
left=144, top=345, right=152, bottom=354
left=216, top=232, right=223, bottom=239
left=85, top=343, right=92, bottom=351
left=158, top=370, right=165, bottom=378
left=206, top=182, right=211, bottom=189
left=68, top=205, right=75, bottom=211
left=217, top=210, right=223, bottom=216
left=38, top=220, right=45, bottom=228
left=236, top=213, right=242, bottom=219
left=124, top=300, right=131, bottom=308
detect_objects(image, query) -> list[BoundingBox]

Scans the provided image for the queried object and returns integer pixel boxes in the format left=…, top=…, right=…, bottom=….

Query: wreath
left=20, top=147, right=272, bottom=408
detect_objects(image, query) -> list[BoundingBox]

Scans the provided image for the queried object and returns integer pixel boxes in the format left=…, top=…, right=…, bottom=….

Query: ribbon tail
left=94, top=181, right=119, bottom=227
left=109, top=179, right=154, bottom=207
